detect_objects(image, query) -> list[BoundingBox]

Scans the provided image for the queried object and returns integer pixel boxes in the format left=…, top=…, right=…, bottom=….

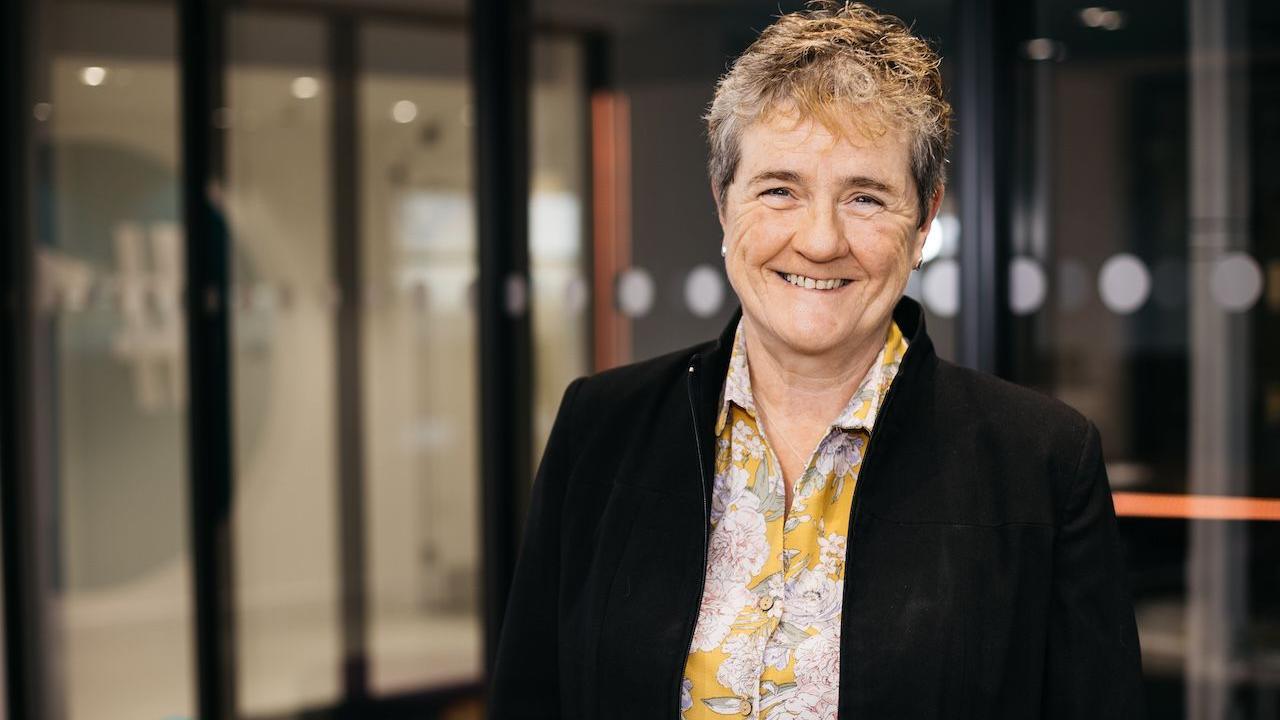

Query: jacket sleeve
left=1042, top=420, right=1146, bottom=718
left=487, top=376, right=586, bottom=719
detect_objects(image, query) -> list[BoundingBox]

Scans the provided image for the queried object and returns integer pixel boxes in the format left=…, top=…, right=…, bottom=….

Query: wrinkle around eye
left=758, top=189, right=800, bottom=210
left=843, top=195, right=895, bottom=219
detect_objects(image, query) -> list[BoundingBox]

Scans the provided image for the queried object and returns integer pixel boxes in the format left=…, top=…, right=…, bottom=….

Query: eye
left=761, top=187, right=793, bottom=198
left=852, top=194, right=884, bottom=207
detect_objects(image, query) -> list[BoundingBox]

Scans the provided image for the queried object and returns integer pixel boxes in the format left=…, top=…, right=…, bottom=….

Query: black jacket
left=488, top=295, right=1145, bottom=719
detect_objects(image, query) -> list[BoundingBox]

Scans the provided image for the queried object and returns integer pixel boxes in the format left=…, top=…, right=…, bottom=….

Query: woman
left=488, top=3, right=1144, bottom=718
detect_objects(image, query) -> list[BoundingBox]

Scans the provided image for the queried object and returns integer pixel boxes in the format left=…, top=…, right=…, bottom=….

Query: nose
left=791, top=200, right=846, bottom=262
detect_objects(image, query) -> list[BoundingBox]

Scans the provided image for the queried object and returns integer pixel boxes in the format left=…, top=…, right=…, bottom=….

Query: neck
left=742, top=314, right=888, bottom=432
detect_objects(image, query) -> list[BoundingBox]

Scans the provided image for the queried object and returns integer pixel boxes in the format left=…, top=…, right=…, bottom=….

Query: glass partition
left=359, top=22, right=483, bottom=695
left=1008, top=0, right=1280, bottom=714
left=225, top=10, right=342, bottom=714
left=37, top=2, right=196, bottom=719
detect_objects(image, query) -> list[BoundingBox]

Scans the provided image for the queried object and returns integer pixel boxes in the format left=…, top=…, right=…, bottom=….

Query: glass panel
left=225, top=10, right=341, bottom=714
left=359, top=22, right=482, bottom=695
left=1011, top=0, right=1280, bottom=713
left=531, top=35, right=590, bottom=458
left=38, top=2, right=196, bottom=719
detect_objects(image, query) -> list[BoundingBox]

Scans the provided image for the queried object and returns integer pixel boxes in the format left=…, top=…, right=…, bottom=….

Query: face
left=717, top=111, right=941, bottom=359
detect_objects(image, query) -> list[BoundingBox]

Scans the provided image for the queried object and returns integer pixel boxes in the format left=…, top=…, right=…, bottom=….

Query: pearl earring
left=721, top=244, right=727, bottom=258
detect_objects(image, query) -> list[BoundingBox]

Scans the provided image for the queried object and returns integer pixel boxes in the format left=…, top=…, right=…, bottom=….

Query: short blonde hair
left=705, top=1, right=952, bottom=225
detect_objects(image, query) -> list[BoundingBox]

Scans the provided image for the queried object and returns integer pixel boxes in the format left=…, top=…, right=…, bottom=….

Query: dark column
left=329, top=14, right=371, bottom=710
left=471, top=0, right=534, bottom=675
left=1, top=0, right=56, bottom=717
left=180, top=1, right=237, bottom=718
left=954, top=0, right=1025, bottom=375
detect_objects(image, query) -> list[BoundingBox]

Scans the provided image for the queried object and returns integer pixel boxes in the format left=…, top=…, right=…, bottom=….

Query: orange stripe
left=1113, top=492, right=1280, bottom=521
left=590, top=91, right=632, bottom=371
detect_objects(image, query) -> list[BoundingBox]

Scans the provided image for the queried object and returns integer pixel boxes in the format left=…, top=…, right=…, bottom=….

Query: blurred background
left=1, top=0, right=1277, bottom=718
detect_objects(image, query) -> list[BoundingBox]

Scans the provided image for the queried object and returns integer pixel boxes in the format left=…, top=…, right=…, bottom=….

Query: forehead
left=737, top=110, right=911, bottom=179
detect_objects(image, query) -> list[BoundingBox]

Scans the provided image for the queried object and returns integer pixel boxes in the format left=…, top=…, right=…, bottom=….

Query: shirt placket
left=755, top=428, right=831, bottom=719
left=688, top=317, right=906, bottom=720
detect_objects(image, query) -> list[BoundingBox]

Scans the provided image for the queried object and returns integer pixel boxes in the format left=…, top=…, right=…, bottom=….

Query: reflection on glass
left=1015, top=0, right=1280, bottom=714
left=41, top=2, right=196, bottom=719
left=359, top=22, right=482, bottom=695
left=225, top=10, right=341, bottom=714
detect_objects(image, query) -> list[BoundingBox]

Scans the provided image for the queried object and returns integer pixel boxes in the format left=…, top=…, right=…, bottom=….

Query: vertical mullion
left=180, top=1, right=237, bottom=719
left=1, top=0, right=55, bottom=718
left=472, top=0, right=534, bottom=675
left=329, top=13, right=370, bottom=709
left=1185, top=0, right=1251, bottom=714
left=954, top=0, right=1018, bottom=375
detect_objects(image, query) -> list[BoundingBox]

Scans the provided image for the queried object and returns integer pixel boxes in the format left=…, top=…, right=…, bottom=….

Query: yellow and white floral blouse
left=681, top=317, right=908, bottom=720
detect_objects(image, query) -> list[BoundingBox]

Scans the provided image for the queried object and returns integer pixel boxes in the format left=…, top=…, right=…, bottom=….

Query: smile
left=775, top=270, right=851, bottom=291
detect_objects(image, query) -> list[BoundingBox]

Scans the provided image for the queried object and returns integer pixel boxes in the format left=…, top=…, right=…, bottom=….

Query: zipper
left=674, top=354, right=710, bottom=719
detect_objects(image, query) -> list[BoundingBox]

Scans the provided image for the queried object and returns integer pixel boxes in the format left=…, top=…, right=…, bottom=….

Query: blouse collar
left=714, top=316, right=909, bottom=436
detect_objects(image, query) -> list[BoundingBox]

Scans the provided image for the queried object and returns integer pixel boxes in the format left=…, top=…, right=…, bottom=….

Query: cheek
left=734, top=213, right=794, bottom=259
left=845, top=220, right=913, bottom=271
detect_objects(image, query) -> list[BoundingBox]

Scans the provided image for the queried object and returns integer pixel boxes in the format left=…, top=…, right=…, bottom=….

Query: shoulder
left=568, top=338, right=716, bottom=418
left=933, top=357, right=1092, bottom=440
left=930, top=358, right=1098, bottom=513
left=544, top=338, right=717, bottom=495
left=544, top=337, right=717, bottom=468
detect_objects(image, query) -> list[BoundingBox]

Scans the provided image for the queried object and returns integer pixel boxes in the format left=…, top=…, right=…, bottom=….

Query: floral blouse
left=681, top=317, right=908, bottom=720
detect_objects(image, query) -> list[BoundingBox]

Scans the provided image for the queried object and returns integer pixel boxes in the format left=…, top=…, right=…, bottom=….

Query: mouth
left=773, top=270, right=852, bottom=291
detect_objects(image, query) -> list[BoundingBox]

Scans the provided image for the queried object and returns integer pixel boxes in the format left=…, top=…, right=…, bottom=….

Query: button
left=739, top=698, right=752, bottom=716
left=758, top=595, right=775, bottom=612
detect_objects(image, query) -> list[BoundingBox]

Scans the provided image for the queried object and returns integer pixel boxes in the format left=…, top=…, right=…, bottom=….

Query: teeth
left=783, top=273, right=847, bottom=290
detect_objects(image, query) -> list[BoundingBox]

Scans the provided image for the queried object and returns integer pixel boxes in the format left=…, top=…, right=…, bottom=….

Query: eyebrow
left=747, top=169, right=897, bottom=195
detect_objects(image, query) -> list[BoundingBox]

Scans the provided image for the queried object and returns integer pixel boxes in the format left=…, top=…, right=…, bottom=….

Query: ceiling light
left=1079, top=7, right=1106, bottom=27
left=80, top=66, right=107, bottom=86
left=391, top=100, right=418, bottom=124
left=1079, top=6, right=1125, bottom=30
left=291, top=76, right=319, bottom=99
left=1099, top=10, right=1126, bottom=30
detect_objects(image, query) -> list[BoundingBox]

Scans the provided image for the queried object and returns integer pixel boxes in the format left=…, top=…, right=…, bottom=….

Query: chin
left=775, top=321, right=847, bottom=355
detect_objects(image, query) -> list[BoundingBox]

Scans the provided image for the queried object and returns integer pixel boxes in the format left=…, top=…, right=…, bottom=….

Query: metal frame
left=327, top=13, right=371, bottom=710
left=472, top=0, right=535, bottom=676
left=953, top=0, right=1023, bottom=375
left=180, top=1, right=238, bottom=719
left=1, top=1, right=55, bottom=719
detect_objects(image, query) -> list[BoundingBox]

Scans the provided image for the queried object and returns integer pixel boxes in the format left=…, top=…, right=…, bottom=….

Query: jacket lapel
left=686, top=305, right=740, bottom=513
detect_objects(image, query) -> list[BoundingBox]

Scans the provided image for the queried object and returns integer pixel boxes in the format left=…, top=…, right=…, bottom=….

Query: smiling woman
left=718, top=114, right=931, bottom=392
left=487, top=3, right=1145, bottom=719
